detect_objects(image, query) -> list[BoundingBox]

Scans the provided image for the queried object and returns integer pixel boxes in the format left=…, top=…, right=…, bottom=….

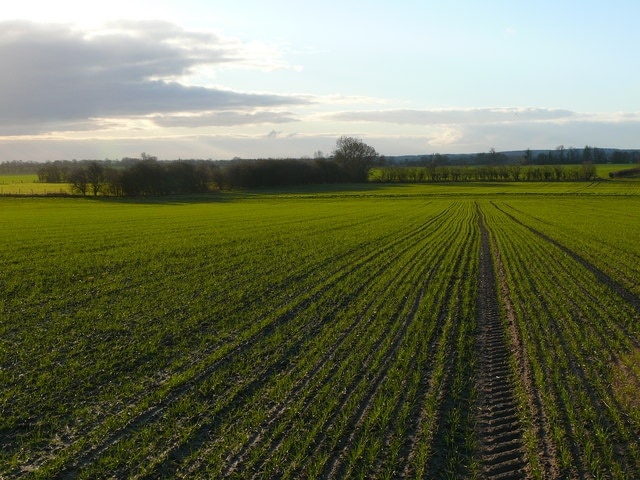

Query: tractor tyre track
left=491, top=240, right=559, bottom=479
left=475, top=207, right=529, bottom=479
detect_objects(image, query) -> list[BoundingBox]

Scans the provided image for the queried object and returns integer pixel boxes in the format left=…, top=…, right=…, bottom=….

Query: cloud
left=328, top=107, right=575, bottom=125
left=150, top=111, right=298, bottom=128
left=2, top=116, right=640, bottom=162
left=0, top=20, right=307, bottom=133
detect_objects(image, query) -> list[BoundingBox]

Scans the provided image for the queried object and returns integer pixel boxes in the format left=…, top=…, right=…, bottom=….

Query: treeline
left=394, top=146, right=640, bottom=167
left=0, top=160, right=44, bottom=175
left=33, top=156, right=369, bottom=196
left=30, top=137, right=381, bottom=195
left=219, top=158, right=348, bottom=188
left=530, top=146, right=640, bottom=165
left=37, top=158, right=212, bottom=196
left=5, top=139, right=637, bottom=196
left=373, top=163, right=598, bottom=183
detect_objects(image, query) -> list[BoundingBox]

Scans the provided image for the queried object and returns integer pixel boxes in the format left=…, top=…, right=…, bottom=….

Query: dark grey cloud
left=329, top=107, right=575, bottom=125
left=0, top=21, right=306, bottom=133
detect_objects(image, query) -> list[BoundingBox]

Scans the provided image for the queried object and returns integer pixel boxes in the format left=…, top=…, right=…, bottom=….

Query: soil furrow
left=320, top=268, right=430, bottom=479
left=368, top=253, right=452, bottom=479
left=496, top=233, right=589, bottom=479
left=488, top=211, right=560, bottom=479
left=321, top=213, right=473, bottom=479
left=492, top=202, right=640, bottom=313
left=53, top=208, right=452, bottom=477
left=217, top=259, right=433, bottom=477
left=241, top=208, right=466, bottom=479
left=476, top=206, right=529, bottom=479
left=398, top=215, right=475, bottom=478
left=420, top=214, right=477, bottom=479
left=142, top=220, right=443, bottom=478
left=498, top=203, right=639, bottom=475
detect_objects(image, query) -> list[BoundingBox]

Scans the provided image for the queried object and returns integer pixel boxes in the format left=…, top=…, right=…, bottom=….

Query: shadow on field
left=91, top=192, right=238, bottom=205
left=90, top=183, right=408, bottom=204
left=241, top=183, right=413, bottom=196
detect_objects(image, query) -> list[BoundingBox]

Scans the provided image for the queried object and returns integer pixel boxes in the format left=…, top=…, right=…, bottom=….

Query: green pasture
left=1, top=183, right=639, bottom=478
left=596, top=163, right=640, bottom=177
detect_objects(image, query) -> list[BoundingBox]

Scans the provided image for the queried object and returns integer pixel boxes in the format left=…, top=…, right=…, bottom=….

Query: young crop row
left=84, top=202, right=478, bottom=479
left=1, top=198, right=477, bottom=478
left=497, top=197, right=640, bottom=298
left=2, top=192, right=639, bottom=478
left=481, top=200, right=640, bottom=479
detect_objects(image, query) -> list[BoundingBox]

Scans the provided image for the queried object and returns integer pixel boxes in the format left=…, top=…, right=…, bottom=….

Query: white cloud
left=0, top=20, right=307, bottom=134
left=427, top=127, right=465, bottom=147
left=2, top=19, right=639, bottom=161
left=2, top=116, right=640, bottom=162
left=150, top=111, right=298, bottom=128
left=327, top=107, right=575, bottom=125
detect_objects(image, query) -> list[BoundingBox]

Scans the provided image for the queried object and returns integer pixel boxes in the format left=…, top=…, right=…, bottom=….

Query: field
left=1, top=183, right=639, bottom=479
left=0, top=175, right=71, bottom=196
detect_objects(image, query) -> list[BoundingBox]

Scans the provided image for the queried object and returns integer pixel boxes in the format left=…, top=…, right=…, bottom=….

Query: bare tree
left=333, top=136, right=379, bottom=182
left=68, top=168, right=88, bottom=196
left=86, top=162, right=105, bottom=196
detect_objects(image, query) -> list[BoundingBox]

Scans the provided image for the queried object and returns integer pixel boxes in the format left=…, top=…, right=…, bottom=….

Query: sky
left=1, top=0, right=639, bottom=161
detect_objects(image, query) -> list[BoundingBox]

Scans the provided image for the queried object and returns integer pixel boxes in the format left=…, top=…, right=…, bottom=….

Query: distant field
left=0, top=174, right=38, bottom=183
left=596, top=163, right=640, bottom=177
left=1, top=185, right=639, bottom=478
left=0, top=175, right=71, bottom=195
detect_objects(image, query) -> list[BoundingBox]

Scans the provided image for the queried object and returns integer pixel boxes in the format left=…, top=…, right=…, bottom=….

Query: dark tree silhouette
left=86, top=162, right=105, bottom=196
left=333, top=136, right=379, bottom=182
left=68, top=167, right=89, bottom=196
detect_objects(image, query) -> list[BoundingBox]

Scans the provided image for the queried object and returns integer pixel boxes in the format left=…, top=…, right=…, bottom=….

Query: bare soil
left=476, top=208, right=529, bottom=479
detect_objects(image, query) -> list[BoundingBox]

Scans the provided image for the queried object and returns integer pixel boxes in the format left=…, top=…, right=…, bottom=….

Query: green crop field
left=1, top=183, right=639, bottom=479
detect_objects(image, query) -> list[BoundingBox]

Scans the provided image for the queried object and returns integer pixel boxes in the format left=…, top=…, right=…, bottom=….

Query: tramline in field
left=1, top=186, right=639, bottom=479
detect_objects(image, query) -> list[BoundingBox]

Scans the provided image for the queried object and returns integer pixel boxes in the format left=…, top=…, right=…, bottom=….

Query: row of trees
left=38, top=159, right=211, bottom=196
left=15, top=139, right=639, bottom=196
left=396, top=147, right=640, bottom=168
left=34, top=137, right=381, bottom=195
left=530, top=146, right=613, bottom=165
left=374, top=163, right=598, bottom=183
